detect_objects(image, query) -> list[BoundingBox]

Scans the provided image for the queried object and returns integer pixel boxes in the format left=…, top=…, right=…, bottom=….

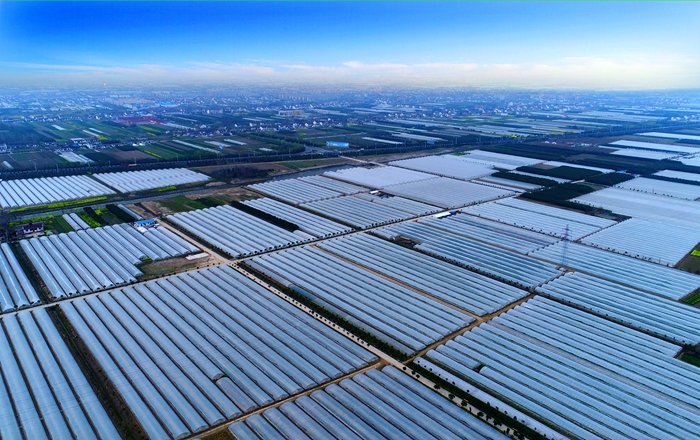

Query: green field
left=0, top=151, right=60, bottom=169
left=0, top=122, right=55, bottom=144
left=0, top=118, right=186, bottom=147
left=52, top=216, right=75, bottom=233
left=140, top=143, right=183, bottom=160
left=138, top=124, right=170, bottom=136
left=585, top=173, right=635, bottom=186
left=681, top=353, right=700, bottom=368
left=280, top=157, right=352, bottom=169
left=93, top=207, right=123, bottom=225
left=196, top=196, right=228, bottom=207
left=11, top=215, right=74, bottom=234
left=37, top=120, right=171, bottom=143
left=682, top=289, right=700, bottom=305
left=77, top=212, right=101, bottom=228
left=493, top=171, right=558, bottom=187
left=159, top=196, right=208, bottom=213
left=81, top=151, right=115, bottom=164
left=10, top=195, right=110, bottom=213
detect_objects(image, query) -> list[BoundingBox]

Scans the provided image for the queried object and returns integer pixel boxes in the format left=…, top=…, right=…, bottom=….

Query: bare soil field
left=138, top=254, right=218, bottom=280
left=677, top=253, right=700, bottom=275
left=198, top=186, right=260, bottom=201
left=278, top=157, right=354, bottom=169
left=203, top=430, right=234, bottom=440
left=101, top=149, right=154, bottom=161
left=194, top=162, right=294, bottom=175
left=134, top=186, right=260, bottom=217
left=124, top=202, right=154, bottom=218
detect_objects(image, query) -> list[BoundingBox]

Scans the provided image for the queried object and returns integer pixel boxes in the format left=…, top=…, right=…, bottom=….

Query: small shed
left=134, top=219, right=156, bottom=227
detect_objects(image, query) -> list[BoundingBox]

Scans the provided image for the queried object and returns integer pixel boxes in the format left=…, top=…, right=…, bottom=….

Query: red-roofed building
left=15, top=221, right=44, bottom=238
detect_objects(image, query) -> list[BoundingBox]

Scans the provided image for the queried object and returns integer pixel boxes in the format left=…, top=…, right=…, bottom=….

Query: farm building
left=15, top=221, right=44, bottom=237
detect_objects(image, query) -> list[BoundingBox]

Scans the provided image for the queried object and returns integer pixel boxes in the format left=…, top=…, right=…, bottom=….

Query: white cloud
left=1, top=56, right=698, bottom=89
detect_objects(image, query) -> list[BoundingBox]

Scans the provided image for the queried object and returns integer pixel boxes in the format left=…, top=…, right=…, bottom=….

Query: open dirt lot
left=130, top=186, right=260, bottom=217
left=138, top=254, right=219, bottom=280
left=194, top=162, right=295, bottom=175
left=101, top=149, right=155, bottom=161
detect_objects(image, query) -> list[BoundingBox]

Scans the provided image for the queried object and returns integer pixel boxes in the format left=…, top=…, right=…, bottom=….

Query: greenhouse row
left=379, top=222, right=562, bottom=288
left=248, top=178, right=345, bottom=205
left=297, top=175, right=367, bottom=194
left=509, top=170, right=570, bottom=184
left=317, top=233, right=527, bottom=316
left=243, top=198, right=353, bottom=238
left=0, top=243, right=40, bottom=312
left=0, top=308, right=119, bottom=440
left=0, top=175, right=115, bottom=209
left=609, top=139, right=700, bottom=154
left=455, top=150, right=544, bottom=170
left=417, top=214, right=559, bottom=254
left=611, top=148, right=679, bottom=160
left=574, top=187, right=698, bottom=228
left=168, top=205, right=314, bottom=257
left=117, top=203, right=142, bottom=220
left=61, top=266, right=376, bottom=440
left=229, top=366, right=508, bottom=440
left=538, top=272, right=700, bottom=345
left=497, top=198, right=616, bottom=228
left=388, top=155, right=496, bottom=181
left=353, top=193, right=440, bottom=216
left=677, top=156, right=700, bottom=167
left=63, top=212, right=91, bottom=230
left=582, top=218, right=699, bottom=266
left=417, top=297, right=700, bottom=440
left=542, top=161, right=615, bottom=173
left=529, top=241, right=700, bottom=300
left=385, top=177, right=514, bottom=209
left=302, top=196, right=418, bottom=229
left=93, top=168, right=210, bottom=193
left=476, top=175, right=542, bottom=192
left=653, top=170, right=700, bottom=183
left=21, top=224, right=196, bottom=298
left=639, top=131, right=700, bottom=142
left=462, top=201, right=609, bottom=240
left=615, top=177, right=700, bottom=201
left=324, top=166, right=436, bottom=188
left=247, top=246, right=473, bottom=355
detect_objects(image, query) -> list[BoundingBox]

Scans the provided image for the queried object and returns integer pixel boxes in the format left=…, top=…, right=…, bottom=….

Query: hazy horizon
left=1, top=2, right=698, bottom=90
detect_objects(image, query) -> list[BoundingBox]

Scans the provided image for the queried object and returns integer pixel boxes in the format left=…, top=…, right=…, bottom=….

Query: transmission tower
left=561, top=224, right=570, bottom=269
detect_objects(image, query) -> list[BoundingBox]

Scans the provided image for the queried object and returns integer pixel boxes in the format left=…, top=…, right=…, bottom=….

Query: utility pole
left=561, top=224, right=570, bottom=270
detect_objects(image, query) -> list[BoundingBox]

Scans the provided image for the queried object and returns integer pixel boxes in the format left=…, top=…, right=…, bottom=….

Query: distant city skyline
left=1, top=2, right=698, bottom=89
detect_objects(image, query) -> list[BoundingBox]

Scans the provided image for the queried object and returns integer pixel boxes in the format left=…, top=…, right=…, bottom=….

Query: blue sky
left=1, top=2, right=698, bottom=89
